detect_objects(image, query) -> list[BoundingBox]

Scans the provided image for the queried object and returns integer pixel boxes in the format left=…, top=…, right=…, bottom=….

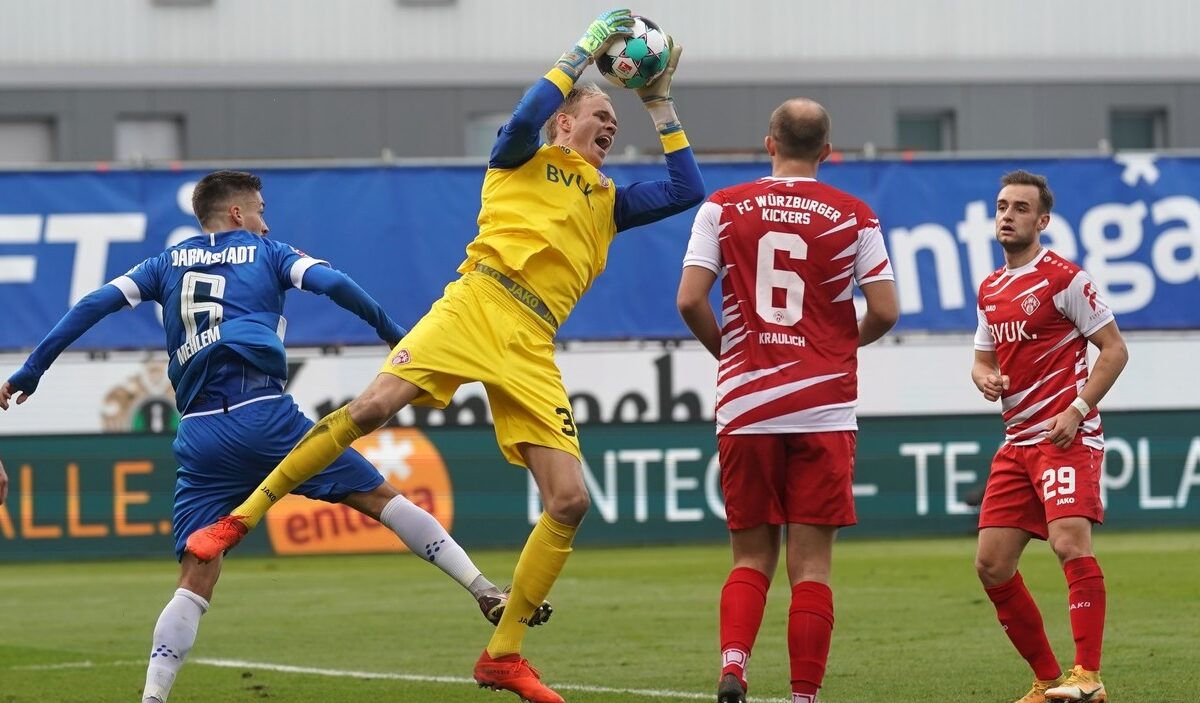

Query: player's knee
left=545, top=488, right=590, bottom=525
left=347, top=394, right=392, bottom=431
left=1048, top=536, right=1090, bottom=564
left=974, top=553, right=1014, bottom=586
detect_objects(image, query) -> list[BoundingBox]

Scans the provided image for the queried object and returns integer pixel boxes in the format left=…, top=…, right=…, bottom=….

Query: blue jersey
left=111, top=230, right=327, bottom=413
left=9, top=228, right=402, bottom=413
left=8, top=226, right=401, bottom=560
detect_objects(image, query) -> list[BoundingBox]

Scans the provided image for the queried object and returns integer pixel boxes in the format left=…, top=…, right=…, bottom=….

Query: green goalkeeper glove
left=556, top=9, right=635, bottom=81
left=636, top=38, right=683, bottom=135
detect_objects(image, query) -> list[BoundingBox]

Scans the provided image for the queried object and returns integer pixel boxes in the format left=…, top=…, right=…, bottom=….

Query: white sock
left=379, top=494, right=489, bottom=595
left=142, top=588, right=209, bottom=703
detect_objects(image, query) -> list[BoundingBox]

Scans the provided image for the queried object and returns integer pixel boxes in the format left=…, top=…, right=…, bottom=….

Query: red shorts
left=717, top=431, right=857, bottom=531
left=978, top=441, right=1104, bottom=540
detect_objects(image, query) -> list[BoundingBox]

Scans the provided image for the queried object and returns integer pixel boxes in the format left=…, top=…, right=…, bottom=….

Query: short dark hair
left=1000, top=170, right=1054, bottom=213
left=545, top=83, right=610, bottom=142
left=769, top=99, right=830, bottom=161
left=191, top=170, right=262, bottom=227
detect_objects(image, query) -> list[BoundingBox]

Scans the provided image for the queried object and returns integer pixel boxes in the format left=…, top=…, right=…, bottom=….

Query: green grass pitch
left=2, top=530, right=1196, bottom=702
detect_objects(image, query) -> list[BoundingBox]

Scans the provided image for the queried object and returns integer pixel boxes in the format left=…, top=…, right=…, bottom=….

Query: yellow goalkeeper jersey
left=457, top=143, right=618, bottom=328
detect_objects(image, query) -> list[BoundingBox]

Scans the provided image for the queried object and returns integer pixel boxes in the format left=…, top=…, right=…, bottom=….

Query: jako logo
left=1069, top=601, right=1092, bottom=610
left=264, top=429, right=454, bottom=555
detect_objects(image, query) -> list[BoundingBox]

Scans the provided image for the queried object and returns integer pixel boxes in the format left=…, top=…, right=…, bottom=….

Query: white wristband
left=1070, top=396, right=1091, bottom=417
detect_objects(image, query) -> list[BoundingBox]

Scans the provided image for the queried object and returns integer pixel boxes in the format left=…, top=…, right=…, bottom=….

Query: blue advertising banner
left=1, top=154, right=1197, bottom=350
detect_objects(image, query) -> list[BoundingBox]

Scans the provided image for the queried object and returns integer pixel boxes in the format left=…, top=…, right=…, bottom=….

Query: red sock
left=1064, top=556, right=1105, bottom=671
left=719, top=566, right=770, bottom=687
left=788, top=581, right=833, bottom=698
left=984, top=572, right=1060, bottom=680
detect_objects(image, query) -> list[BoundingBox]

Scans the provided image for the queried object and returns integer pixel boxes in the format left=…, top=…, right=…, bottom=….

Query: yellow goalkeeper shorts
left=379, top=271, right=580, bottom=467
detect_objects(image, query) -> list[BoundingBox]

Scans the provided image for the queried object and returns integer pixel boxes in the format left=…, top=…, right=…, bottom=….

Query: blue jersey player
left=0, top=170, right=548, bottom=703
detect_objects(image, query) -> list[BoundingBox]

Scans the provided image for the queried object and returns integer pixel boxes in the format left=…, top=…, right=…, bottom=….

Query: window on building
left=0, top=119, right=56, bottom=163
left=115, top=116, right=184, bottom=162
left=1110, top=109, right=1167, bottom=150
left=896, top=111, right=956, bottom=152
left=464, top=113, right=511, bottom=158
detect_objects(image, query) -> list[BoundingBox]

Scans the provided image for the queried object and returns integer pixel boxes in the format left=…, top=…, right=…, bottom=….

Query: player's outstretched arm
left=491, top=10, right=634, bottom=169
left=858, top=279, right=899, bottom=347
left=301, top=265, right=407, bottom=347
left=0, top=285, right=128, bottom=410
left=614, top=39, right=705, bottom=230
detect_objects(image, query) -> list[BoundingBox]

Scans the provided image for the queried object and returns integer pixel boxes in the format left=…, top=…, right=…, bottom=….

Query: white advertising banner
left=0, top=333, right=1193, bottom=436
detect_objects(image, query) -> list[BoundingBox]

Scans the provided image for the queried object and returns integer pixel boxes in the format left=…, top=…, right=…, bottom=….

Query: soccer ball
left=596, top=16, right=670, bottom=90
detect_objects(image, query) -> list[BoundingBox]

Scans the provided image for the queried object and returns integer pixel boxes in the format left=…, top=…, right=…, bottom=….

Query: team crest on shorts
left=1021, top=294, right=1040, bottom=316
left=391, top=349, right=411, bottom=366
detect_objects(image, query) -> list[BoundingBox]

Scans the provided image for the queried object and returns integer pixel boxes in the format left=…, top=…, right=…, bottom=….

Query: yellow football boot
left=1013, top=673, right=1067, bottom=703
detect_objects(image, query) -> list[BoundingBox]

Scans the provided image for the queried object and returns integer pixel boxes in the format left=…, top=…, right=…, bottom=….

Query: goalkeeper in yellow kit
left=187, top=9, right=704, bottom=703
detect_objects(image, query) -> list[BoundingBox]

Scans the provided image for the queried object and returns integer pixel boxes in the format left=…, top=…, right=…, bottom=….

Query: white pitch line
left=11, top=657, right=818, bottom=702
left=194, top=658, right=714, bottom=700
left=11, top=660, right=141, bottom=671
left=11, top=657, right=711, bottom=700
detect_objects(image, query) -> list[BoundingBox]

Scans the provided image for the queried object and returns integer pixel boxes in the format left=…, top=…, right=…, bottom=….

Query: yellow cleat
left=1045, top=665, right=1107, bottom=702
left=1013, top=673, right=1067, bottom=703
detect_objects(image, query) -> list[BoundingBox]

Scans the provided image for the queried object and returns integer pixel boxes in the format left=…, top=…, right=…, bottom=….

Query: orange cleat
left=1013, top=673, right=1067, bottom=703
left=473, top=650, right=564, bottom=703
left=185, top=515, right=249, bottom=562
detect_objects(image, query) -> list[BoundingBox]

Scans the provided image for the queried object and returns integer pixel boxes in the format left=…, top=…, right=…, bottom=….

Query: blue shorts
left=171, top=393, right=384, bottom=560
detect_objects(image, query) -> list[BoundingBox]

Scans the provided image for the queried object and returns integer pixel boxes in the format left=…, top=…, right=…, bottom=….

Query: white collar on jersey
left=1004, top=247, right=1047, bottom=273
left=762, top=176, right=817, bottom=182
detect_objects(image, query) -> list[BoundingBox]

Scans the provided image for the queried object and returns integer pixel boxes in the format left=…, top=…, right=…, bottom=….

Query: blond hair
left=544, top=83, right=611, bottom=143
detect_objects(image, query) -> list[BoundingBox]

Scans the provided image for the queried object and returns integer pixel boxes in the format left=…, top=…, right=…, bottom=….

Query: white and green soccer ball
left=596, top=16, right=670, bottom=90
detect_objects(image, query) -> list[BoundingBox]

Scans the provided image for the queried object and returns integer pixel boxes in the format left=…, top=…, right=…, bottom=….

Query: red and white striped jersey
left=683, top=177, right=893, bottom=435
left=974, top=248, right=1115, bottom=450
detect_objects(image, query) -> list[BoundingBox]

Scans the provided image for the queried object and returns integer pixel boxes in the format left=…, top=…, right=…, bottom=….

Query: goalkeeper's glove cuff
left=555, top=46, right=591, bottom=82
left=643, top=96, right=682, bottom=136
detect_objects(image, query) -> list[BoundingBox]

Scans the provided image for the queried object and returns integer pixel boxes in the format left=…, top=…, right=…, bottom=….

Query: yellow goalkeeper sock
left=487, top=513, right=576, bottom=657
left=233, top=405, right=365, bottom=528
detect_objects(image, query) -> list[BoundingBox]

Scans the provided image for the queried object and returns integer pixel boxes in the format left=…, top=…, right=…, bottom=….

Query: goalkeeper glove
left=556, top=9, right=635, bottom=81
left=636, top=38, right=684, bottom=135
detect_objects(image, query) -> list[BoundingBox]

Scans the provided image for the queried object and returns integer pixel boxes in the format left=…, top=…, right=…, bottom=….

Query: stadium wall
left=7, top=81, right=1200, bottom=161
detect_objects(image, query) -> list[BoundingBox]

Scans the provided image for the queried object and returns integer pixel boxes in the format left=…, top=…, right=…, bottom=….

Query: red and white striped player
left=677, top=98, right=898, bottom=703
left=973, top=170, right=1128, bottom=703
